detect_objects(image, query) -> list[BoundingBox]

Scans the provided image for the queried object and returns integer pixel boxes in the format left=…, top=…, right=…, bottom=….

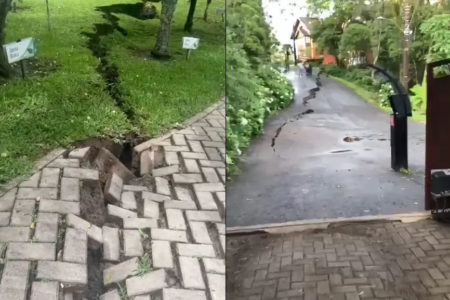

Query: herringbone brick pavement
left=227, top=220, right=450, bottom=300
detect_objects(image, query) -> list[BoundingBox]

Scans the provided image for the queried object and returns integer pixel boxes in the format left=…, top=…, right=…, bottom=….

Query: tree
left=0, top=0, right=12, bottom=78
left=151, top=0, right=178, bottom=58
left=339, top=23, right=371, bottom=61
left=184, top=0, right=197, bottom=32
left=203, top=0, right=212, bottom=21
left=420, top=13, right=450, bottom=62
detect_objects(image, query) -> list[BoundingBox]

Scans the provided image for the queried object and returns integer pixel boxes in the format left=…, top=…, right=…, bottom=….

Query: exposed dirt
left=77, top=243, right=104, bottom=300
left=80, top=180, right=107, bottom=227
left=0, top=57, right=59, bottom=84
left=343, top=136, right=362, bottom=142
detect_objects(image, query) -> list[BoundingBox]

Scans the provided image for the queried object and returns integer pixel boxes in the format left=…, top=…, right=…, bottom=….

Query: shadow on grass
left=96, top=2, right=148, bottom=20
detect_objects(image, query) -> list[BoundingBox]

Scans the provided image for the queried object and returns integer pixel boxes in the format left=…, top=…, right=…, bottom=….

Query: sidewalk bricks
left=195, top=192, right=217, bottom=210
left=162, top=288, right=207, bottom=300
left=189, top=221, right=212, bottom=244
left=152, top=240, right=173, bottom=269
left=105, top=173, right=123, bottom=204
left=66, top=214, right=103, bottom=244
left=48, top=158, right=80, bottom=168
left=102, top=226, right=120, bottom=262
left=151, top=228, right=188, bottom=242
left=39, top=200, right=80, bottom=215
left=63, top=167, right=99, bottom=180
left=179, top=256, right=205, bottom=289
left=0, top=261, right=30, bottom=300
left=63, top=228, right=88, bottom=264
left=164, top=200, right=197, bottom=210
left=123, top=230, right=144, bottom=257
left=142, top=191, right=170, bottom=202
left=17, top=187, right=57, bottom=199
left=121, top=191, right=137, bottom=210
left=153, top=165, right=180, bottom=177
left=10, top=200, right=35, bottom=226
left=69, top=147, right=90, bottom=160
left=0, top=188, right=17, bottom=211
left=193, top=183, right=224, bottom=192
left=207, top=273, right=225, bottom=300
left=173, top=173, right=203, bottom=184
left=6, top=242, right=55, bottom=260
left=36, top=261, right=87, bottom=288
left=155, top=177, right=171, bottom=196
left=0, top=212, right=10, bottom=225
left=30, top=281, right=59, bottom=300
left=123, top=217, right=158, bottom=229
left=100, top=289, right=121, bottom=300
left=184, top=159, right=200, bottom=173
left=0, top=226, right=30, bottom=241
left=166, top=209, right=186, bottom=230
left=186, top=210, right=221, bottom=222
left=203, top=258, right=225, bottom=274
left=40, top=168, right=60, bottom=188
left=143, top=199, right=160, bottom=219
left=103, top=257, right=139, bottom=285
left=126, top=269, right=167, bottom=297
left=60, top=177, right=80, bottom=201
left=107, top=204, right=137, bottom=219
left=177, top=243, right=216, bottom=258
left=20, top=171, right=41, bottom=187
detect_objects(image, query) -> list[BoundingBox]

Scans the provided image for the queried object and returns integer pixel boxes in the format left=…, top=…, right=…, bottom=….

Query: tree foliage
left=339, top=23, right=371, bottom=59
left=420, top=13, right=450, bottom=61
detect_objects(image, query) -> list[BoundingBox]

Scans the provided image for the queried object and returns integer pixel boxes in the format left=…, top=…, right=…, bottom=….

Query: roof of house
left=298, top=17, right=318, bottom=34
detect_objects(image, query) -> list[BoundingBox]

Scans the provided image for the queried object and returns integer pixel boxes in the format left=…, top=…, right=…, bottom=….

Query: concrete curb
left=226, top=211, right=431, bottom=235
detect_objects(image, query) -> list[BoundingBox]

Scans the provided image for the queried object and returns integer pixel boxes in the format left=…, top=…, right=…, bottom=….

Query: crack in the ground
left=82, top=9, right=136, bottom=122
left=271, top=122, right=287, bottom=149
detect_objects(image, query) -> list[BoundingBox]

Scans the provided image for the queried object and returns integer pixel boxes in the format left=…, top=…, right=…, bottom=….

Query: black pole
left=20, top=60, right=25, bottom=79
left=46, top=0, right=51, bottom=31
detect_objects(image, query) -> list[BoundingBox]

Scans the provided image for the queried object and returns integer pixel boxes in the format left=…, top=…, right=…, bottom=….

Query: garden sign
left=2, top=37, right=37, bottom=79
left=182, top=37, right=200, bottom=60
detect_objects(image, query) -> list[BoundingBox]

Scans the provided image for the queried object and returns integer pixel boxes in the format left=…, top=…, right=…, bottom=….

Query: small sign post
left=2, top=37, right=37, bottom=79
left=182, top=37, right=200, bottom=60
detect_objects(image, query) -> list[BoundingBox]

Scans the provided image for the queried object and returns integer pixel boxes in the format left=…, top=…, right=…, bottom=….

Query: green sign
left=3, top=37, right=36, bottom=64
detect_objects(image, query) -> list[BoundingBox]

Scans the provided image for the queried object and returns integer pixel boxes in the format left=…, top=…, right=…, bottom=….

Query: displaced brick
left=0, top=261, right=30, bottom=300
left=6, top=242, right=55, bottom=260
left=153, top=165, right=180, bottom=177
left=152, top=240, right=173, bottom=269
left=121, top=191, right=137, bottom=210
left=17, top=187, right=57, bottom=199
left=40, top=168, right=60, bottom=188
left=107, top=204, right=138, bottom=219
left=124, top=218, right=158, bottom=229
left=126, top=269, right=167, bottom=297
left=66, top=214, right=103, bottom=244
left=103, top=257, right=139, bottom=285
left=36, top=261, right=87, bottom=287
left=151, top=228, right=188, bottom=242
left=30, top=281, right=59, bottom=300
left=100, top=289, right=121, bottom=300
left=177, top=243, right=216, bottom=258
left=69, top=147, right=90, bottom=160
left=166, top=209, right=186, bottom=230
left=142, top=191, right=170, bottom=203
left=63, top=167, right=99, bottom=180
left=39, top=200, right=80, bottom=215
left=105, top=173, right=123, bottom=204
left=60, top=177, right=80, bottom=201
left=124, top=230, right=144, bottom=257
left=179, top=256, right=205, bottom=289
left=155, top=177, right=171, bottom=196
left=124, top=185, right=148, bottom=192
left=63, top=228, right=88, bottom=264
left=102, top=226, right=120, bottom=262
left=165, top=151, right=179, bottom=166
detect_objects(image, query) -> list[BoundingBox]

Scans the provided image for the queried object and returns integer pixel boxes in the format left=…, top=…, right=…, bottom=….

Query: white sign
left=2, top=37, right=36, bottom=64
left=182, top=37, right=200, bottom=50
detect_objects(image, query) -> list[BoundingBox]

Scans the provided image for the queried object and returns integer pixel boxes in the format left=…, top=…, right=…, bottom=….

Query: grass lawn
left=0, top=0, right=225, bottom=184
left=330, top=75, right=426, bottom=122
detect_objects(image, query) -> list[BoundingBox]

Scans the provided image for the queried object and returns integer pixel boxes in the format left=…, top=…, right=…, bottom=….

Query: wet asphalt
left=226, top=66, right=426, bottom=227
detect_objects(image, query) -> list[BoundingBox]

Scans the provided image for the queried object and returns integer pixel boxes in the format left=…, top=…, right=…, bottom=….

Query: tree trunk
left=152, top=0, right=178, bottom=58
left=184, top=0, right=197, bottom=32
left=203, top=0, right=211, bottom=21
left=0, top=0, right=12, bottom=78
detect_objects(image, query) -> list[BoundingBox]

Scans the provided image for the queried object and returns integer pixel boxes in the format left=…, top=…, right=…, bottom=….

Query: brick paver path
left=227, top=219, right=450, bottom=300
left=0, top=102, right=225, bottom=300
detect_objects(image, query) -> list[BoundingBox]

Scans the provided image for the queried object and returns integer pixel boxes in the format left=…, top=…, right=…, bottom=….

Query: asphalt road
left=227, top=66, right=426, bottom=227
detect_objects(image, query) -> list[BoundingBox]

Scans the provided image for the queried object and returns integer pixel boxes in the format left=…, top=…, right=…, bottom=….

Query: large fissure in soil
left=82, top=10, right=134, bottom=121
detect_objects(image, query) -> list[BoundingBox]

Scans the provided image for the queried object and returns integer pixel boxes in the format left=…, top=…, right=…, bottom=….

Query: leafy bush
left=377, top=83, right=393, bottom=109
left=226, top=0, right=293, bottom=174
